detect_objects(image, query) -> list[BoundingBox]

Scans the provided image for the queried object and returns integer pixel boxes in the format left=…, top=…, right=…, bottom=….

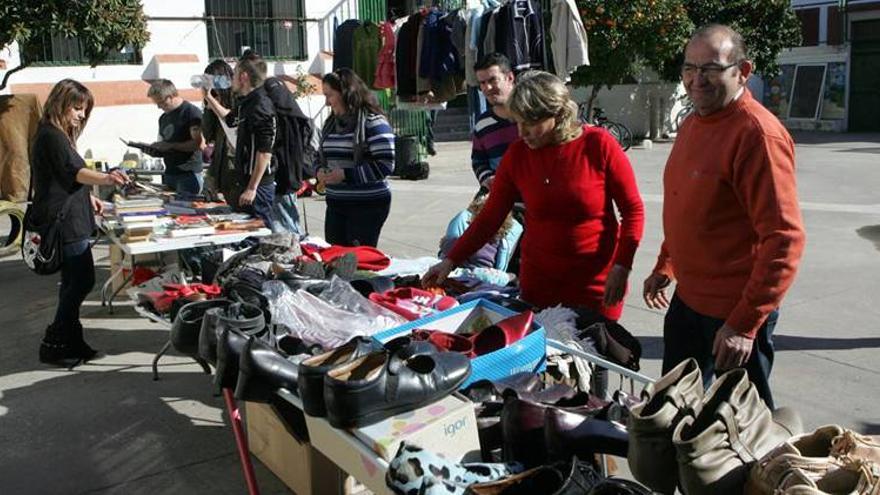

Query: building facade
left=768, top=0, right=880, bottom=131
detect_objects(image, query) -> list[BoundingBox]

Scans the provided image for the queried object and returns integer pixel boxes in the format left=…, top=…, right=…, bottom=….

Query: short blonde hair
left=508, top=71, right=580, bottom=143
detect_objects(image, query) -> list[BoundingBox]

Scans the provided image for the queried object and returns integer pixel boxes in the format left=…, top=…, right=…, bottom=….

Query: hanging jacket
left=502, top=0, right=545, bottom=72
left=396, top=14, right=422, bottom=98
left=550, top=0, right=590, bottom=80
left=333, top=19, right=361, bottom=71
left=374, top=21, right=397, bottom=89
left=353, top=22, right=382, bottom=88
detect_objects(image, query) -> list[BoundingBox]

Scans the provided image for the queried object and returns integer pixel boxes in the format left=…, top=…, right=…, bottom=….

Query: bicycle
left=578, top=104, right=633, bottom=152
left=671, top=98, right=694, bottom=133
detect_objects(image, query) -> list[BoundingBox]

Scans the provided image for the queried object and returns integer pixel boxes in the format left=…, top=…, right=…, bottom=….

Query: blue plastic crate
left=373, top=299, right=546, bottom=388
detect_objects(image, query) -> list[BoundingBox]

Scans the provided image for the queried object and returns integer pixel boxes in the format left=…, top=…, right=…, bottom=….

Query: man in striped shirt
left=472, top=53, right=520, bottom=195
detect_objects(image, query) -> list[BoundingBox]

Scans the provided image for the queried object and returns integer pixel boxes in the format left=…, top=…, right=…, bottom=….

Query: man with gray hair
left=643, top=24, right=805, bottom=408
left=147, top=79, right=204, bottom=194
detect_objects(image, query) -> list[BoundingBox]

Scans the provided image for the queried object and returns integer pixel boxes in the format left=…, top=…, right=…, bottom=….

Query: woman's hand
left=422, top=259, right=455, bottom=288
left=603, top=264, right=630, bottom=306
left=90, top=195, right=105, bottom=216
left=317, top=167, right=345, bottom=185
left=105, top=169, right=129, bottom=186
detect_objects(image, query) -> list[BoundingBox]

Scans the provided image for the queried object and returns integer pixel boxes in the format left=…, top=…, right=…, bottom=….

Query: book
left=168, top=226, right=215, bottom=238
left=120, top=214, right=162, bottom=223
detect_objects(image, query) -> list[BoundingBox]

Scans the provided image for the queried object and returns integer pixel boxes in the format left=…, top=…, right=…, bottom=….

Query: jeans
left=272, top=192, right=303, bottom=236
left=53, top=240, right=95, bottom=330
left=163, top=172, right=202, bottom=195
left=662, top=293, right=778, bottom=409
left=325, top=197, right=390, bottom=247
left=240, top=182, right=277, bottom=230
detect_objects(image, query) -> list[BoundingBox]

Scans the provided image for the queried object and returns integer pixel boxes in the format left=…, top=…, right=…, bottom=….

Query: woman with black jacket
left=32, top=79, right=128, bottom=365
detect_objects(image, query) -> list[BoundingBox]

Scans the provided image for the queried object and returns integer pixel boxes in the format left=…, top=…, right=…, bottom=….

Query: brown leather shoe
left=746, top=425, right=846, bottom=495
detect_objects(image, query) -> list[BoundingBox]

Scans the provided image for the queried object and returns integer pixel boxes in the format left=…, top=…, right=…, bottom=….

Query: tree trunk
left=0, top=63, right=28, bottom=92
left=586, top=85, right=602, bottom=123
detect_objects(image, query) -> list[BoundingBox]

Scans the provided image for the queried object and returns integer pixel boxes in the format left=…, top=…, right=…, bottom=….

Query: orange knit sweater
left=653, top=90, right=805, bottom=337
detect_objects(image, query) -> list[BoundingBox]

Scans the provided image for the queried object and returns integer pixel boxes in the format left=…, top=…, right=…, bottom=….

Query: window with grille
left=205, top=0, right=307, bottom=60
left=21, top=33, right=141, bottom=66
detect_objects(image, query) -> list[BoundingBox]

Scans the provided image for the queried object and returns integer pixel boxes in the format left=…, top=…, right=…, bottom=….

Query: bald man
left=643, top=24, right=805, bottom=408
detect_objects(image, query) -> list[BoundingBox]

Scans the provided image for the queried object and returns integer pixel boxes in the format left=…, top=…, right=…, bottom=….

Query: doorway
left=849, top=19, right=880, bottom=131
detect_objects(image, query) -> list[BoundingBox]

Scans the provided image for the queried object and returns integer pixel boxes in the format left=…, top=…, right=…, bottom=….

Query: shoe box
left=373, top=298, right=547, bottom=387
left=246, top=400, right=350, bottom=494
left=304, top=393, right=480, bottom=495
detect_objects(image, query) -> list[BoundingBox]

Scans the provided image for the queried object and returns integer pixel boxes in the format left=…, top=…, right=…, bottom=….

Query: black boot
left=39, top=323, right=81, bottom=366
left=71, top=321, right=100, bottom=362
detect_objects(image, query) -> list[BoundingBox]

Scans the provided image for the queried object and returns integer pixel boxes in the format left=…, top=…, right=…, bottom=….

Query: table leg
left=152, top=340, right=172, bottom=381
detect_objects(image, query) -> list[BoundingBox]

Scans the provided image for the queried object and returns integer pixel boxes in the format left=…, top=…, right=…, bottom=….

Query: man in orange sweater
left=643, top=24, right=805, bottom=408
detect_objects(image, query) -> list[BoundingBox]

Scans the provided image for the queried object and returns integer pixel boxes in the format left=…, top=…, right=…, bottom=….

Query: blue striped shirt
left=323, top=113, right=395, bottom=202
left=471, top=109, right=519, bottom=185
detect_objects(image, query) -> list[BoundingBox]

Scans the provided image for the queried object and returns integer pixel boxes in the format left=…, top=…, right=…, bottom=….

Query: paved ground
left=0, top=131, right=878, bottom=494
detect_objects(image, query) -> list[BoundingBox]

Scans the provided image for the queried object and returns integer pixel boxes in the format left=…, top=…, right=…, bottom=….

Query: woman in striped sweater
left=317, top=69, right=395, bottom=247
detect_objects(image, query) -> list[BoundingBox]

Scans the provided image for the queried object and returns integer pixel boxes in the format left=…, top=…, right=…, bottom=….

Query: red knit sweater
left=653, top=90, right=805, bottom=337
left=448, top=126, right=645, bottom=320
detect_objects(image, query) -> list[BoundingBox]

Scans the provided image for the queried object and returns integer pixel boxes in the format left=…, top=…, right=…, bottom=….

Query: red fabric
left=369, top=288, right=458, bottom=320
left=652, top=90, right=805, bottom=337
left=303, top=245, right=392, bottom=271
left=373, top=21, right=396, bottom=89
left=447, top=126, right=644, bottom=320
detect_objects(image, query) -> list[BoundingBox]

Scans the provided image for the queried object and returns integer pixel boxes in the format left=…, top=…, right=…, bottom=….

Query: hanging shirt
left=374, top=21, right=397, bottom=89
left=550, top=0, right=590, bottom=80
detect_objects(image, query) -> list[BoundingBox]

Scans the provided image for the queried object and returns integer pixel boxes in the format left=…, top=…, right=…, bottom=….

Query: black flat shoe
left=323, top=348, right=471, bottom=429
left=298, top=336, right=383, bottom=417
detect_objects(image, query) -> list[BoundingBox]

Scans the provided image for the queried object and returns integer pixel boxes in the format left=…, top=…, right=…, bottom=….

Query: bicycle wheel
left=577, top=103, right=591, bottom=125
left=599, top=122, right=630, bottom=151
left=616, top=122, right=633, bottom=152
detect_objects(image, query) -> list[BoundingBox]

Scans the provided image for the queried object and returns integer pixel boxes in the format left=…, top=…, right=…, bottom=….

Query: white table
left=99, top=222, right=272, bottom=312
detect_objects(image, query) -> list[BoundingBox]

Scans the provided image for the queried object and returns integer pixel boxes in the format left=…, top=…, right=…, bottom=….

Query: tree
left=0, top=0, right=150, bottom=91
left=570, top=0, right=694, bottom=119
left=682, top=0, right=801, bottom=79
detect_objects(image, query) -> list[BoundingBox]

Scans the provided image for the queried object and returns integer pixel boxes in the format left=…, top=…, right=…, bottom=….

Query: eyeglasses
left=680, top=62, right=740, bottom=79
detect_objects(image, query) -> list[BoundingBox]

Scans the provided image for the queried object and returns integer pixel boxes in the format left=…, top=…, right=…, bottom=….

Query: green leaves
left=1, top=0, right=149, bottom=68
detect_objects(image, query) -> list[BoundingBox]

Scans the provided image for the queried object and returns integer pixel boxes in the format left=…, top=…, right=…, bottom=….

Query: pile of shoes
left=299, top=335, right=472, bottom=428
left=385, top=441, right=650, bottom=495
left=460, top=372, right=631, bottom=468
left=628, top=358, right=804, bottom=494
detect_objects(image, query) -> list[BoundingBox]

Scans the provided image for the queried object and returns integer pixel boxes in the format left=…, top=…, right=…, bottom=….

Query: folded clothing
left=140, top=283, right=222, bottom=315
left=368, top=287, right=458, bottom=321
left=301, top=244, right=391, bottom=271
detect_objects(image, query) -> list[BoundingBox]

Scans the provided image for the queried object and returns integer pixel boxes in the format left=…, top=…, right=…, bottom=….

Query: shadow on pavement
left=857, top=225, right=880, bottom=252
left=775, top=335, right=880, bottom=351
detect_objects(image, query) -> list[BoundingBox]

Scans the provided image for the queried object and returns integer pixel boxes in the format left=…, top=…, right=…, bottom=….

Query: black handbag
left=21, top=173, right=77, bottom=276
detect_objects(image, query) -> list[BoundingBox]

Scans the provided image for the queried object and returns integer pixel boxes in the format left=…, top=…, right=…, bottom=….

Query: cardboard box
left=305, top=394, right=480, bottom=495
left=352, top=393, right=480, bottom=462
left=246, top=401, right=347, bottom=495
left=373, top=299, right=547, bottom=387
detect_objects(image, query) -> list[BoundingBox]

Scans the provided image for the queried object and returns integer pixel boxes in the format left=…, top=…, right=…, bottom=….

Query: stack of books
left=113, top=194, right=166, bottom=243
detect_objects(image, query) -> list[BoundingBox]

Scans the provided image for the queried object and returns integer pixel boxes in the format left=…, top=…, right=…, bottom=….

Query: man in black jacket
left=206, top=57, right=277, bottom=228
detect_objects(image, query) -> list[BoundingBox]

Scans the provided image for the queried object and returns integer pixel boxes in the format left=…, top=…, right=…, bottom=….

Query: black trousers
left=325, top=197, right=391, bottom=247
left=661, top=293, right=778, bottom=409
left=52, top=241, right=95, bottom=333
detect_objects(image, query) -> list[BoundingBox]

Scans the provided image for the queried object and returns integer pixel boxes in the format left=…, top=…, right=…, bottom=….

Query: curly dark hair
left=322, top=68, right=384, bottom=116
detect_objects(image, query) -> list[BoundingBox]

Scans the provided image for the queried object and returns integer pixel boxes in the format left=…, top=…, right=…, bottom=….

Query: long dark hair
left=42, top=79, right=94, bottom=146
left=204, top=59, right=235, bottom=109
left=321, top=68, right=384, bottom=116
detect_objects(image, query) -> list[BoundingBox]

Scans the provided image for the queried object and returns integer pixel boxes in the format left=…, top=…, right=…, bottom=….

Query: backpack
left=262, top=77, right=319, bottom=195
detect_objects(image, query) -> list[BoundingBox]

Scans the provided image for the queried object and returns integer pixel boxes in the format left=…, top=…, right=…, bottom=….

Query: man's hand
left=603, top=264, right=629, bottom=306
left=422, top=259, right=455, bottom=288
left=105, top=169, right=129, bottom=186
left=317, top=167, right=345, bottom=185
left=150, top=141, right=172, bottom=152
left=713, top=324, right=754, bottom=371
left=90, top=195, right=105, bottom=216
left=239, top=187, right=257, bottom=206
left=643, top=272, right=672, bottom=309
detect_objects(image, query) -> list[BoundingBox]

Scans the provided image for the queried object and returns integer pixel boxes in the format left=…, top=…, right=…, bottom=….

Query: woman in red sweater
left=423, top=71, right=644, bottom=320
